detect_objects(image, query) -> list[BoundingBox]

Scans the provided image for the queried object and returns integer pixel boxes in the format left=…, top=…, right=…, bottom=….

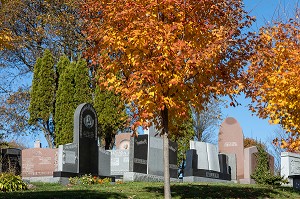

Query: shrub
left=251, top=145, right=288, bottom=186
left=0, top=173, right=28, bottom=192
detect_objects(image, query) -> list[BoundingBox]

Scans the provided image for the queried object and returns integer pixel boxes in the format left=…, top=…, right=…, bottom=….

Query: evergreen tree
left=251, top=144, right=286, bottom=186
left=28, top=50, right=55, bottom=148
left=55, top=58, right=75, bottom=146
left=93, top=85, right=127, bottom=149
left=73, top=57, right=92, bottom=105
left=55, top=57, right=92, bottom=146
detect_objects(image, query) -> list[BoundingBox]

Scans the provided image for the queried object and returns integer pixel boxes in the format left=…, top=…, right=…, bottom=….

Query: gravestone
left=281, top=152, right=300, bottom=187
left=109, top=149, right=129, bottom=176
left=127, top=134, right=178, bottom=180
left=98, top=148, right=111, bottom=176
left=22, top=148, right=58, bottom=182
left=129, top=134, right=148, bottom=174
left=223, top=153, right=237, bottom=181
left=57, top=143, right=78, bottom=174
left=1, top=148, right=21, bottom=175
left=148, top=136, right=178, bottom=177
left=54, top=103, right=98, bottom=178
left=240, top=146, right=258, bottom=184
left=183, top=144, right=231, bottom=182
left=115, top=133, right=131, bottom=150
left=190, top=141, right=220, bottom=172
left=190, top=141, right=209, bottom=170
left=219, top=117, right=244, bottom=180
left=218, top=154, right=229, bottom=174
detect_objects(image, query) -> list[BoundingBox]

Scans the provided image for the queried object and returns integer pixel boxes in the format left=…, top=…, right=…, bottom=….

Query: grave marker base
left=123, top=172, right=181, bottom=182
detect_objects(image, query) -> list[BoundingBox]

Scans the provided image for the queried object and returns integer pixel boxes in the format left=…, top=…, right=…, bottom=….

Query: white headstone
left=190, top=141, right=209, bottom=170
left=281, top=152, right=300, bottom=186
left=206, top=143, right=220, bottom=172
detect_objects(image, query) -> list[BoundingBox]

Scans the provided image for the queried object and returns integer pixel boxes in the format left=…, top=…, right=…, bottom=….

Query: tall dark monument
left=54, top=103, right=98, bottom=178
left=74, top=103, right=98, bottom=175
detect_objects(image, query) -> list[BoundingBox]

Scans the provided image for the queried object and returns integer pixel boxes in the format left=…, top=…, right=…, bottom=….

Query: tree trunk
left=162, top=108, right=171, bottom=199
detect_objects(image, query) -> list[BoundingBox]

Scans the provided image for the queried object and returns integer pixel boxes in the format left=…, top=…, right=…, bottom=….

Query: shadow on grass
left=144, top=184, right=300, bottom=199
left=0, top=189, right=126, bottom=199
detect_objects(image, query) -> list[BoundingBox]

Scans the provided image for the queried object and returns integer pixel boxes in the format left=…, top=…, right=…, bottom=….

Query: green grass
left=0, top=182, right=300, bottom=199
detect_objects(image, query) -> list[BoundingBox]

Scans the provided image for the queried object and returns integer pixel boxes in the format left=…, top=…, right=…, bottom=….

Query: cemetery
left=1, top=103, right=300, bottom=198
left=0, top=104, right=286, bottom=186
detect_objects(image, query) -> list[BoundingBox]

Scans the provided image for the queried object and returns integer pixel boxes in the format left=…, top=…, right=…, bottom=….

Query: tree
left=93, top=85, right=128, bottom=150
left=244, top=137, right=266, bottom=150
left=192, top=99, right=223, bottom=143
left=250, top=144, right=285, bottom=186
left=245, top=19, right=300, bottom=151
left=0, top=0, right=85, bottom=72
left=55, top=56, right=92, bottom=146
left=28, top=49, right=56, bottom=148
left=0, top=87, right=36, bottom=138
left=267, top=127, right=290, bottom=174
left=82, top=0, right=253, bottom=197
left=0, top=29, right=13, bottom=50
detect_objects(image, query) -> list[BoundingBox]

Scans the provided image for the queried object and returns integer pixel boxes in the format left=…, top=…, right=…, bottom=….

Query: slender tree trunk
left=162, top=108, right=171, bottom=199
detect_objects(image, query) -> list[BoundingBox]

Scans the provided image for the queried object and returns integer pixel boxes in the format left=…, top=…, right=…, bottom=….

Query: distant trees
left=192, top=100, right=223, bottom=144
left=94, top=86, right=128, bottom=150
left=28, top=50, right=56, bottom=148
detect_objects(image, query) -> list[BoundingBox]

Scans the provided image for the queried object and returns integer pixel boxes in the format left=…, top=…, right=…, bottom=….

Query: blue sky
left=17, top=0, right=299, bottom=148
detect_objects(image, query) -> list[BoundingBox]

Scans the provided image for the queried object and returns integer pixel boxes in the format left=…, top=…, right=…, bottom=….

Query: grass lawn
left=0, top=182, right=300, bottom=199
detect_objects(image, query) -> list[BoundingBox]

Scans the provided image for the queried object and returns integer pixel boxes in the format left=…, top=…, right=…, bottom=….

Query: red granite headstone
left=115, top=133, right=131, bottom=150
left=218, top=117, right=244, bottom=180
left=22, top=148, right=58, bottom=177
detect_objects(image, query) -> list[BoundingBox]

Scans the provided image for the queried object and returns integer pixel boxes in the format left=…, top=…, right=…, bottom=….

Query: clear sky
left=17, top=0, right=299, bottom=148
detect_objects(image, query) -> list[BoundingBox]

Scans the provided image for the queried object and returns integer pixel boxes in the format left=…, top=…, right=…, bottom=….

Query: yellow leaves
left=246, top=20, right=300, bottom=147
left=0, top=29, right=13, bottom=50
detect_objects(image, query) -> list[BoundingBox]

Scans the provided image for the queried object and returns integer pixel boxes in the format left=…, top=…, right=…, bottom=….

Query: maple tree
left=81, top=0, right=253, bottom=197
left=245, top=20, right=300, bottom=152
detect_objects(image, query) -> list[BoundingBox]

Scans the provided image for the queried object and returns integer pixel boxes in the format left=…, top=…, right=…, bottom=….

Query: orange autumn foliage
left=245, top=20, right=300, bottom=152
left=81, top=0, right=253, bottom=134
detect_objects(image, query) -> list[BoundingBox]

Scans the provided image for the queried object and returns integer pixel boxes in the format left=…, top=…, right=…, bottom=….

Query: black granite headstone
left=218, top=154, right=229, bottom=174
left=129, top=134, right=148, bottom=174
left=185, top=149, right=198, bottom=169
left=184, top=149, right=231, bottom=181
left=1, top=148, right=21, bottom=175
left=74, top=103, right=98, bottom=175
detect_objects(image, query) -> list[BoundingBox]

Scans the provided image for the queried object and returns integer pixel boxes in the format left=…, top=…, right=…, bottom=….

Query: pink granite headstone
left=218, top=117, right=244, bottom=180
left=22, top=148, right=58, bottom=177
